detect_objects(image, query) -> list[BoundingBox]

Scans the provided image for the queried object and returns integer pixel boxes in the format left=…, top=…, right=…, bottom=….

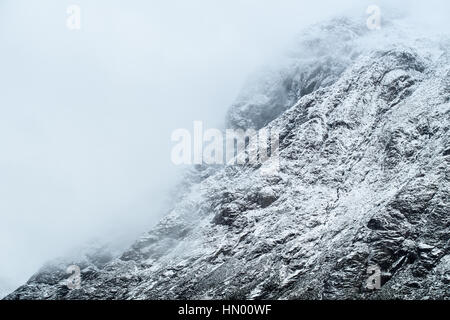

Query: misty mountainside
left=0, top=282, right=13, bottom=300
left=5, top=17, right=450, bottom=300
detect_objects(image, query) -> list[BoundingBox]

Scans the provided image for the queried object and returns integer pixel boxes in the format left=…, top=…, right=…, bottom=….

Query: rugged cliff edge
left=5, top=17, right=450, bottom=300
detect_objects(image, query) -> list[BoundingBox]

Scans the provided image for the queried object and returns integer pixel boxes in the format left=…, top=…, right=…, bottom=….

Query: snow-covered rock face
left=0, top=288, right=10, bottom=300
left=0, top=279, right=15, bottom=299
left=227, top=18, right=367, bottom=130
left=5, top=18, right=450, bottom=300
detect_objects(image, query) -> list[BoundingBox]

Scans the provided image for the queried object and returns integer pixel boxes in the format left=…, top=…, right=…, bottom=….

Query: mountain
left=0, top=279, right=14, bottom=299
left=0, top=289, right=9, bottom=300
left=5, top=17, right=450, bottom=300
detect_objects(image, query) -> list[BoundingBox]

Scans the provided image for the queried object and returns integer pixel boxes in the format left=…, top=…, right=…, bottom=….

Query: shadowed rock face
left=5, top=18, right=450, bottom=300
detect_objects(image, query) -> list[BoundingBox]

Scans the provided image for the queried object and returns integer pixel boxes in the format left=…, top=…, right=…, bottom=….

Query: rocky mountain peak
left=5, top=16, right=449, bottom=300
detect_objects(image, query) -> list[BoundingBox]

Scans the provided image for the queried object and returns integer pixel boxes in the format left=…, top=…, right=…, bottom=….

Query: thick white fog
left=0, top=0, right=449, bottom=294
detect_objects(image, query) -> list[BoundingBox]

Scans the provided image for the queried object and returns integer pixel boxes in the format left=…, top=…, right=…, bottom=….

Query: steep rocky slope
left=5, top=18, right=450, bottom=300
left=0, top=283, right=12, bottom=300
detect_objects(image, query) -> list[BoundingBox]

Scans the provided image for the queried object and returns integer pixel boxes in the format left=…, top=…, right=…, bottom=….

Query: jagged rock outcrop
left=5, top=17, right=449, bottom=300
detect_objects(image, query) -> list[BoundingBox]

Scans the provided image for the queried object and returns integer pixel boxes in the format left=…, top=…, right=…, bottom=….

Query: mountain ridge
left=5, top=17, right=450, bottom=300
